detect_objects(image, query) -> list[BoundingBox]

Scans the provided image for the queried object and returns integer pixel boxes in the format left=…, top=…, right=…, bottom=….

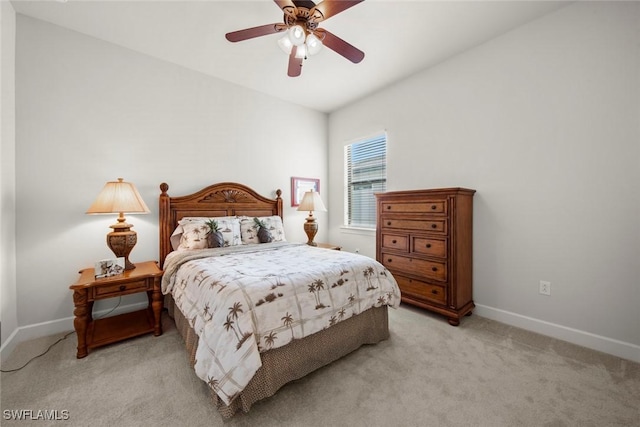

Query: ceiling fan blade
left=315, top=29, right=365, bottom=63
left=288, top=46, right=303, bottom=77
left=310, top=0, right=363, bottom=23
left=225, top=23, right=286, bottom=42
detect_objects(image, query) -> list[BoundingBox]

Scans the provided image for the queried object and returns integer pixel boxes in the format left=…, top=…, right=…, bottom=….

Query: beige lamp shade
left=86, top=178, right=150, bottom=215
left=296, top=190, right=326, bottom=246
left=296, top=190, right=327, bottom=213
left=86, top=178, right=149, bottom=271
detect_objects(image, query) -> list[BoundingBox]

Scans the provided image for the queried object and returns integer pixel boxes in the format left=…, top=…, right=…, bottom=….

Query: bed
left=158, top=182, right=400, bottom=418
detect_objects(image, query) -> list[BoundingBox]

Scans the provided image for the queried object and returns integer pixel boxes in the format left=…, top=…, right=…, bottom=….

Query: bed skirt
left=165, top=295, right=390, bottom=418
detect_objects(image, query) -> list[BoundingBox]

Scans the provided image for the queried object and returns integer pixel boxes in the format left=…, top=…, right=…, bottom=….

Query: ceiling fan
left=225, top=0, right=365, bottom=77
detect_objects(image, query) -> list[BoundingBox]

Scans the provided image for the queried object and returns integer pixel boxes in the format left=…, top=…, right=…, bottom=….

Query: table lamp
left=86, top=178, right=150, bottom=270
left=296, top=190, right=327, bottom=246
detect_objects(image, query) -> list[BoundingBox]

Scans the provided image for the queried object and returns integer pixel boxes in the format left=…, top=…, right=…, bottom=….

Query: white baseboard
left=4, top=302, right=639, bottom=364
left=474, top=304, right=640, bottom=363
left=0, top=302, right=148, bottom=363
left=0, top=328, right=20, bottom=365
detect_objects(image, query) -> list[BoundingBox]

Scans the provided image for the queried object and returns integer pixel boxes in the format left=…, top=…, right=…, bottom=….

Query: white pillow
left=239, top=216, right=286, bottom=244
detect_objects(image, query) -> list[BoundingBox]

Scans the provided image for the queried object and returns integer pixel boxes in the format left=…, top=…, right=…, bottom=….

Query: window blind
left=344, top=133, right=387, bottom=229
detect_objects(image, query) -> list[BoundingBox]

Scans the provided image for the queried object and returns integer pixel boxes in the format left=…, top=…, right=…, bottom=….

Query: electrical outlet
left=539, top=280, right=551, bottom=296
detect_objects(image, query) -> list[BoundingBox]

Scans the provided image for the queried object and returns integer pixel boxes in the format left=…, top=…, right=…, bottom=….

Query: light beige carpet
left=1, top=305, right=638, bottom=427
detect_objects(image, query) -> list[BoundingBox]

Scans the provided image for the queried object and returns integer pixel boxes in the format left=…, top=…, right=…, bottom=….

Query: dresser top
left=375, top=188, right=476, bottom=198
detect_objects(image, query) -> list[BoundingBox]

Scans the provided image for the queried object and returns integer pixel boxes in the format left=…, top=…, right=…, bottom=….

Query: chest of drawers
left=376, top=188, right=475, bottom=325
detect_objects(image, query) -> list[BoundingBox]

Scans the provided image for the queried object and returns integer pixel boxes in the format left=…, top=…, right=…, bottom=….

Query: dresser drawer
left=395, top=274, right=447, bottom=305
left=92, top=279, right=150, bottom=299
left=412, top=236, right=447, bottom=258
left=382, top=254, right=447, bottom=282
left=381, top=233, right=409, bottom=252
left=381, top=200, right=447, bottom=215
left=381, top=218, right=447, bottom=234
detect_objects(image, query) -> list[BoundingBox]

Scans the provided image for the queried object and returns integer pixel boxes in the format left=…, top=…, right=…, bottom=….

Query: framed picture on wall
left=291, top=177, right=320, bottom=207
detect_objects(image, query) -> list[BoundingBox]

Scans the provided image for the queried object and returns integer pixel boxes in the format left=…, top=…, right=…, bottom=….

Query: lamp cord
left=0, top=297, right=122, bottom=373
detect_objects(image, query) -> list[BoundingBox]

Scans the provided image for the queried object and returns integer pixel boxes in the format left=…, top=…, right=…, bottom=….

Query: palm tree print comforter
left=161, top=242, right=400, bottom=406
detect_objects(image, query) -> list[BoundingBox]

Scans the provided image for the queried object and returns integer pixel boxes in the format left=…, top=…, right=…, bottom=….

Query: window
left=344, top=133, right=387, bottom=229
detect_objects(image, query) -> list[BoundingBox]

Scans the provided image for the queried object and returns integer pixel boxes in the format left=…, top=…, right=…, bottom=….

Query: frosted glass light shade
left=278, top=32, right=293, bottom=54
left=288, top=25, right=306, bottom=46
left=295, top=43, right=307, bottom=59
left=306, top=33, right=322, bottom=56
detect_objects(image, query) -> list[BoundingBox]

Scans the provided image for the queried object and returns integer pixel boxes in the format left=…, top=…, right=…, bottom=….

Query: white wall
left=11, top=16, right=327, bottom=343
left=328, top=1, right=639, bottom=360
left=6, top=2, right=639, bottom=364
left=1, top=0, right=18, bottom=351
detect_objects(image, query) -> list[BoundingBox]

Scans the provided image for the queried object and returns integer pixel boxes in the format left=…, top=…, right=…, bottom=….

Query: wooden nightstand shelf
left=69, top=261, right=163, bottom=358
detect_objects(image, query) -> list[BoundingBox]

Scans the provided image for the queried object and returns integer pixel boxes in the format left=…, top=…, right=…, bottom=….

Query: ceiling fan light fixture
left=278, top=32, right=293, bottom=54
left=305, top=33, right=322, bottom=56
left=288, top=25, right=306, bottom=46
left=295, top=43, right=307, bottom=59
left=225, top=0, right=365, bottom=77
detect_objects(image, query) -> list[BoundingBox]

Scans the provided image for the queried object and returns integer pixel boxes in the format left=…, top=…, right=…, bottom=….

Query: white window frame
left=343, top=132, right=387, bottom=231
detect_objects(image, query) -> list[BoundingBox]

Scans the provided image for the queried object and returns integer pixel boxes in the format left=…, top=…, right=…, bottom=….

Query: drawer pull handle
left=432, top=267, right=438, bottom=272
left=387, top=206, right=391, bottom=210
left=119, top=285, right=126, bottom=292
left=431, top=205, right=437, bottom=210
left=431, top=289, right=438, bottom=295
left=387, top=221, right=392, bottom=226
left=392, top=240, right=397, bottom=244
left=387, top=259, right=392, bottom=263
left=425, top=243, right=432, bottom=248
left=431, top=224, right=437, bottom=229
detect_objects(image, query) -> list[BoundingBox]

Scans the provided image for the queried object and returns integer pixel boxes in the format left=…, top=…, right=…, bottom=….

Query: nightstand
left=315, top=243, right=342, bottom=250
left=69, top=261, right=163, bottom=358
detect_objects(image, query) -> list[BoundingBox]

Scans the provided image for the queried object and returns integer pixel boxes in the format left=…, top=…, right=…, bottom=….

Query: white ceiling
left=11, top=0, right=569, bottom=113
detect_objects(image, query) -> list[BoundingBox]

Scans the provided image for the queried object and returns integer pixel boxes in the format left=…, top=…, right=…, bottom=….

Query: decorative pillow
left=177, top=222, right=210, bottom=250
left=206, top=219, right=226, bottom=248
left=249, top=217, right=272, bottom=243
left=171, top=216, right=238, bottom=250
left=175, top=217, right=241, bottom=250
left=239, top=215, right=286, bottom=244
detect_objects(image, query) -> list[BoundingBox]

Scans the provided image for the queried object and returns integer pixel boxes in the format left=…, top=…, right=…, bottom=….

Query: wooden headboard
left=158, top=182, right=283, bottom=268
